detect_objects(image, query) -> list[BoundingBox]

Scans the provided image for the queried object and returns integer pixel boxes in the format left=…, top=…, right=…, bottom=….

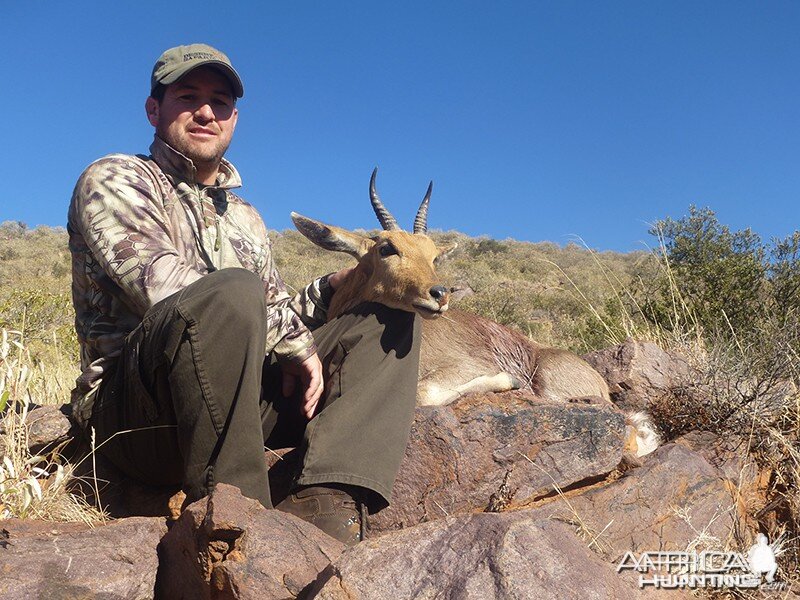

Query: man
left=67, top=44, right=421, bottom=546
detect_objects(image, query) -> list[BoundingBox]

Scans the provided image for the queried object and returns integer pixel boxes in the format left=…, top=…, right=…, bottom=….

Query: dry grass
left=0, top=328, right=103, bottom=523
left=552, top=234, right=704, bottom=355
left=648, top=321, right=800, bottom=567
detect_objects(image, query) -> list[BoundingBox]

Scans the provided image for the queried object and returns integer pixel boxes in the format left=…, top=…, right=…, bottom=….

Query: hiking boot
left=275, top=485, right=366, bottom=547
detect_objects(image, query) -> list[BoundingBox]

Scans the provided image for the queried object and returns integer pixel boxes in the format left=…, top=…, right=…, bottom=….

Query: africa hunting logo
left=617, top=534, right=787, bottom=590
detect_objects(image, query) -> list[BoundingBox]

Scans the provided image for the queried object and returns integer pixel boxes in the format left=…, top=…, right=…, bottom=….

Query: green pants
left=91, top=268, right=421, bottom=511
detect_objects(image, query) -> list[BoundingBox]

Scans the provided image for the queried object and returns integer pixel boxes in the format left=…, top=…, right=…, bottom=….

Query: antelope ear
left=291, top=212, right=374, bottom=259
left=435, top=242, right=458, bottom=263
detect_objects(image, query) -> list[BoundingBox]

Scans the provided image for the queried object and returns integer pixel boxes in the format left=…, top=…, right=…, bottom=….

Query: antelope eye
left=379, top=244, right=398, bottom=257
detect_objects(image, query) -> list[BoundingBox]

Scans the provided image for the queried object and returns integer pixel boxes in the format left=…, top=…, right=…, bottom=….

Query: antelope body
left=292, top=169, right=659, bottom=457
left=417, top=309, right=610, bottom=407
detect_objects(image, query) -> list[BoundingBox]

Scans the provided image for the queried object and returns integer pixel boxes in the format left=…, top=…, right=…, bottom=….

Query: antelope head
left=291, top=168, right=458, bottom=320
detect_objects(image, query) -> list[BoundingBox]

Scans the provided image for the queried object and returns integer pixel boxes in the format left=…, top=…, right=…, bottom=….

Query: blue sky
left=2, top=2, right=798, bottom=251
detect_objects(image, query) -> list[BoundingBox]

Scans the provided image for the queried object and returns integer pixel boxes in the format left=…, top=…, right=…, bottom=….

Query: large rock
left=672, top=431, right=766, bottom=533
left=309, top=513, right=678, bottom=599
left=0, top=403, right=73, bottom=459
left=673, top=431, right=755, bottom=485
left=369, top=392, right=627, bottom=534
left=583, top=338, right=696, bottom=411
left=25, top=404, right=76, bottom=452
left=524, top=443, right=749, bottom=558
left=156, top=483, right=344, bottom=599
left=0, top=516, right=166, bottom=599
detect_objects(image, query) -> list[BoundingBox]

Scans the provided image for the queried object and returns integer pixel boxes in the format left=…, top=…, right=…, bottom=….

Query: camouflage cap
left=151, top=43, right=244, bottom=98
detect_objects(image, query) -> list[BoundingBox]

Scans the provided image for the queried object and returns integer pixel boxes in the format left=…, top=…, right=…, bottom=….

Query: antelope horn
left=413, top=181, right=433, bottom=234
left=369, top=167, right=400, bottom=231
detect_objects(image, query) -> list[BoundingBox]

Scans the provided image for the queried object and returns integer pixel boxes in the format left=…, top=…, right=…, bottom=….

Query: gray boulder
left=0, top=516, right=166, bottom=599
left=370, top=392, right=627, bottom=534
left=310, top=513, right=678, bottom=599
left=583, top=339, right=695, bottom=411
left=524, top=443, right=748, bottom=559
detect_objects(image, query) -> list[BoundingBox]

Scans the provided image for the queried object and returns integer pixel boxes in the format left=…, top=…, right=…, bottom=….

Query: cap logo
left=183, top=52, right=215, bottom=61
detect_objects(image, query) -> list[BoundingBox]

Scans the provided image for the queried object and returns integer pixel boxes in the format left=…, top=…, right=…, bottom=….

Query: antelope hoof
left=508, top=375, right=524, bottom=391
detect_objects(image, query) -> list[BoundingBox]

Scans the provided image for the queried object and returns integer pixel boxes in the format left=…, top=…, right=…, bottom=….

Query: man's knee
left=179, top=268, right=266, bottom=326
left=201, top=268, right=265, bottom=306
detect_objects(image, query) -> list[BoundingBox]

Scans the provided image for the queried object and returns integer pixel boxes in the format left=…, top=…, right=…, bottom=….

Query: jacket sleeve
left=240, top=212, right=321, bottom=364
left=69, top=156, right=204, bottom=316
left=258, top=240, right=320, bottom=363
left=288, top=276, right=331, bottom=330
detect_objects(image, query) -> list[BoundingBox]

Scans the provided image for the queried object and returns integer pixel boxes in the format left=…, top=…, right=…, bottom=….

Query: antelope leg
left=418, top=372, right=521, bottom=406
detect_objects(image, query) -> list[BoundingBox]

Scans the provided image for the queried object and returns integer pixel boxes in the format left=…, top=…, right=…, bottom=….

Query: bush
left=769, top=231, right=800, bottom=325
left=645, top=206, right=767, bottom=337
left=636, top=206, right=800, bottom=351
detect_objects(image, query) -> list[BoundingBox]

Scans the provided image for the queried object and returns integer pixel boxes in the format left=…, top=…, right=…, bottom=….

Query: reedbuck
left=291, top=169, right=658, bottom=457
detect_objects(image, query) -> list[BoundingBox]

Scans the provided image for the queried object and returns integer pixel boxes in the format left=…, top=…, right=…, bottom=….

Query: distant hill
left=0, top=221, right=652, bottom=360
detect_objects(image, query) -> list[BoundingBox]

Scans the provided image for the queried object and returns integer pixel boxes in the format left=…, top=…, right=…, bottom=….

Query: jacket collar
left=149, top=135, right=242, bottom=189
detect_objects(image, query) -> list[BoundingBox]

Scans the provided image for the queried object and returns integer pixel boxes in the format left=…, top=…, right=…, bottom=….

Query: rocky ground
left=1, top=339, right=795, bottom=599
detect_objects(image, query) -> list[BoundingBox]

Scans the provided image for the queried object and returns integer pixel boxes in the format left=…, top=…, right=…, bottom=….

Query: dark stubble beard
left=179, top=137, right=230, bottom=171
left=159, top=127, right=231, bottom=174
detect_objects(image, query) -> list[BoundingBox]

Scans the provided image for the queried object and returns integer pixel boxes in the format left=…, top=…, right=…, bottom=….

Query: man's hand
left=281, top=352, right=324, bottom=419
left=280, top=267, right=352, bottom=419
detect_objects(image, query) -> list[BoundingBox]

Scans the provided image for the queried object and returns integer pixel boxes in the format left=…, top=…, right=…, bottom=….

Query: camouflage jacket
left=68, top=136, right=328, bottom=426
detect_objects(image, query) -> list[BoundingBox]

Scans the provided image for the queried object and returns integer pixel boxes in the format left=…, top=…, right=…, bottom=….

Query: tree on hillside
left=648, top=206, right=766, bottom=337
left=643, top=206, right=800, bottom=346
left=770, top=231, right=800, bottom=325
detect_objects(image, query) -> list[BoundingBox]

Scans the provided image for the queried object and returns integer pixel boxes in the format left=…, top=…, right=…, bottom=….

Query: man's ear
left=229, top=106, right=239, bottom=133
left=145, top=97, right=159, bottom=127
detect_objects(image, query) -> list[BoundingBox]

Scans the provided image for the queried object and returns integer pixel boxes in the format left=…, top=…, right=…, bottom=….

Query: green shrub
left=645, top=206, right=767, bottom=337
left=639, top=206, right=800, bottom=351
left=0, top=290, right=78, bottom=360
left=769, top=231, right=800, bottom=325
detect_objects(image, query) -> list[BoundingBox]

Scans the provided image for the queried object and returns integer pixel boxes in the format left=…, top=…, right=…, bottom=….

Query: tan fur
left=326, top=230, right=452, bottom=320
left=418, top=309, right=610, bottom=406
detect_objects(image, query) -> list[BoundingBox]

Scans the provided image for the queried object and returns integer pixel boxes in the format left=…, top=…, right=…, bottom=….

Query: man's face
left=146, top=66, right=238, bottom=172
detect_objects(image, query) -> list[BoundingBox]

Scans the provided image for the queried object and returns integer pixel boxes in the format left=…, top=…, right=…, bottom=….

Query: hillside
left=0, top=221, right=649, bottom=362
